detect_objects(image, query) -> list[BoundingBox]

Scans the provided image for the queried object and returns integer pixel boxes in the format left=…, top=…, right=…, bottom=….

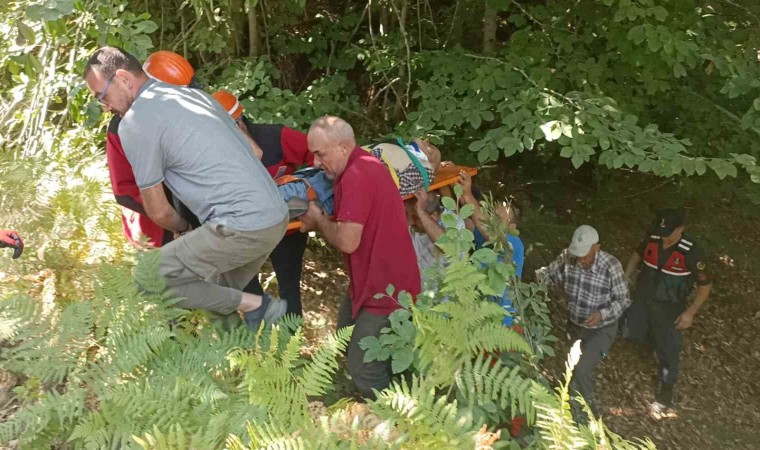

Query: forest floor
left=290, top=162, right=760, bottom=450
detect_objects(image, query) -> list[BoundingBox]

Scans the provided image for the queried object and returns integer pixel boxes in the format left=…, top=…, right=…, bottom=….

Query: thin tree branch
left=390, top=0, right=412, bottom=108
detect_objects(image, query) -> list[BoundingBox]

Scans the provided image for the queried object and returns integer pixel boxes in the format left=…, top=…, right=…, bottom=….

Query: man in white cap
left=538, top=225, right=631, bottom=423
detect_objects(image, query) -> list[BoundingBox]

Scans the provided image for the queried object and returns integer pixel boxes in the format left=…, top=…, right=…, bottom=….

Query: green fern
left=371, top=375, right=480, bottom=448
left=298, top=325, right=353, bottom=396
left=455, top=355, right=536, bottom=424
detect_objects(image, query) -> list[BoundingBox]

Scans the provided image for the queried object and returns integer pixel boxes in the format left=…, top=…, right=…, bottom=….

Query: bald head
left=308, top=116, right=356, bottom=144
left=307, top=116, right=357, bottom=179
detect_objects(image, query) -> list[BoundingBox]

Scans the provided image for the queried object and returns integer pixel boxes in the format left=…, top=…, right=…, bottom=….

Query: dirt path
left=290, top=164, right=760, bottom=449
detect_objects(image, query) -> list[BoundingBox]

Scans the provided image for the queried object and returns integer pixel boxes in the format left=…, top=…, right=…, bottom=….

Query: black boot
left=655, top=382, right=675, bottom=407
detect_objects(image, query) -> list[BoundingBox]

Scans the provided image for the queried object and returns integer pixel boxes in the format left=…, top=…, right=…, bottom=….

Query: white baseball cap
left=568, top=225, right=599, bottom=257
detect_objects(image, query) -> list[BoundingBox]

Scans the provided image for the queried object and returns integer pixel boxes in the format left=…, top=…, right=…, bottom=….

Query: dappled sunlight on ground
left=505, top=166, right=760, bottom=450
left=259, top=165, right=760, bottom=449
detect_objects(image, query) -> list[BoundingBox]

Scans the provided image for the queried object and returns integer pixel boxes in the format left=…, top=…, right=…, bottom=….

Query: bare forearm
left=146, top=205, right=188, bottom=233
left=624, top=253, right=641, bottom=279
left=417, top=210, right=444, bottom=242
left=687, top=284, right=712, bottom=315
left=314, top=216, right=358, bottom=253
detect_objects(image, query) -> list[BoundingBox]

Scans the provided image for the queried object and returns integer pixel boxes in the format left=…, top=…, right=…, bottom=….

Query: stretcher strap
left=395, top=137, right=430, bottom=191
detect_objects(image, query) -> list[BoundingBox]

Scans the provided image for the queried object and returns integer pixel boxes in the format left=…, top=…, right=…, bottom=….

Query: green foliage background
left=0, top=0, right=758, bottom=447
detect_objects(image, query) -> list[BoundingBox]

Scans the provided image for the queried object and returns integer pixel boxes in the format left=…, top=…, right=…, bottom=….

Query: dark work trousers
left=567, top=321, right=618, bottom=422
left=623, top=298, right=685, bottom=385
left=243, top=231, right=308, bottom=316
left=337, top=297, right=392, bottom=399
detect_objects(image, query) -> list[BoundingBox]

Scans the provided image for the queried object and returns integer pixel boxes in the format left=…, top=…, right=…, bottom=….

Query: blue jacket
left=277, top=168, right=335, bottom=215
left=474, top=228, right=525, bottom=326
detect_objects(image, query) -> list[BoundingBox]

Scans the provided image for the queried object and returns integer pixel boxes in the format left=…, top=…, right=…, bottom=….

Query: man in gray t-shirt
left=84, top=46, right=288, bottom=330
left=119, top=80, right=286, bottom=232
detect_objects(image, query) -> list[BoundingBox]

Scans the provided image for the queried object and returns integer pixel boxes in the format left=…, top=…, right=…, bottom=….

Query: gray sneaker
left=263, top=296, right=288, bottom=324
left=243, top=293, right=288, bottom=331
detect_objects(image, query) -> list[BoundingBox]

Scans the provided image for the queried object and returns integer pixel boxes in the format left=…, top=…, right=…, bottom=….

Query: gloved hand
left=0, top=230, right=24, bottom=259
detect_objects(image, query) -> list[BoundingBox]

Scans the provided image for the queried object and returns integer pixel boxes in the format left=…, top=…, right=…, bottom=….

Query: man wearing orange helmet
left=85, top=47, right=289, bottom=331
left=212, top=90, right=313, bottom=316
left=105, top=50, right=200, bottom=248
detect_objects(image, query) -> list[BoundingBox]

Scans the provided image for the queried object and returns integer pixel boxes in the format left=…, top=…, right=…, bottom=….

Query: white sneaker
left=648, top=401, right=676, bottom=420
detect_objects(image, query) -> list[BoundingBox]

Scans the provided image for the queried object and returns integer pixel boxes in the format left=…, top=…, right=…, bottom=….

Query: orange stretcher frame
left=286, top=164, right=478, bottom=231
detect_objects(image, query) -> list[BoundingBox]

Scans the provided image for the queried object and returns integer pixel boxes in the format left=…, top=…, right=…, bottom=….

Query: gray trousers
left=158, top=218, right=287, bottom=315
left=567, top=321, right=618, bottom=420
left=337, top=297, right=392, bottom=399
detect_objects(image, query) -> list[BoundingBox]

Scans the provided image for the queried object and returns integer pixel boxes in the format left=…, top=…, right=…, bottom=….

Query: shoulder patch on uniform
left=696, top=261, right=706, bottom=270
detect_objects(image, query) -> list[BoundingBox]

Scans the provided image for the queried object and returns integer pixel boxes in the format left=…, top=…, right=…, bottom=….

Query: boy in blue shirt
left=457, top=171, right=525, bottom=325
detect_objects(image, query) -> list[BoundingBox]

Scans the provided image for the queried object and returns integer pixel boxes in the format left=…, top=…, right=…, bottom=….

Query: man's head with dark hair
left=83, top=47, right=143, bottom=80
left=83, top=46, right=148, bottom=117
left=495, top=196, right=521, bottom=231
left=506, top=197, right=522, bottom=225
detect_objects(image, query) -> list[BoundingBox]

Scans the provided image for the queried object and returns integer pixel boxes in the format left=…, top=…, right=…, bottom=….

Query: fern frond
left=297, top=325, right=352, bottom=397
left=102, top=326, right=173, bottom=375
left=0, top=294, right=41, bottom=340
left=465, top=323, right=531, bottom=354
left=2, top=300, right=95, bottom=383
left=247, top=420, right=308, bottom=450
left=0, top=387, right=86, bottom=445
left=133, top=424, right=189, bottom=450
left=372, top=376, right=479, bottom=447
left=455, top=355, right=536, bottom=423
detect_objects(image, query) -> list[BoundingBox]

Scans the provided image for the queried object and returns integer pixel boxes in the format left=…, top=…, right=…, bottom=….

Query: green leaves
left=650, top=6, right=668, bottom=22
left=540, top=120, right=567, bottom=142
left=441, top=196, right=457, bottom=212
left=26, top=0, right=76, bottom=21
left=673, top=61, right=687, bottom=78
left=359, top=307, right=417, bottom=374
left=708, top=159, right=738, bottom=180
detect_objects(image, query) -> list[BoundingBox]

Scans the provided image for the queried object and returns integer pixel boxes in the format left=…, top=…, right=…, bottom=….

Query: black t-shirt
left=634, top=235, right=710, bottom=303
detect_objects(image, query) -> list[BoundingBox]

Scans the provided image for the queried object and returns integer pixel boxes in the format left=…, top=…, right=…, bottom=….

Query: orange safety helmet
left=143, top=51, right=195, bottom=86
left=212, top=90, right=244, bottom=120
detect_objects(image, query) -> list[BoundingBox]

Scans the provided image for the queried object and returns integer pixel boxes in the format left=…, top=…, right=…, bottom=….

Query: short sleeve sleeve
left=335, top=166, right=373, bottom=225
left=119, top=118, right=165, bottom=190
left=686, top=244, right=711, bottom=286
left=281, top=127, right=314, bottom=166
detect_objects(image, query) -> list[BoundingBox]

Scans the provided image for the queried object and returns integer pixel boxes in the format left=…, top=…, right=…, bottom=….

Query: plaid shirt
left=540, top=249, right=631, bottom=328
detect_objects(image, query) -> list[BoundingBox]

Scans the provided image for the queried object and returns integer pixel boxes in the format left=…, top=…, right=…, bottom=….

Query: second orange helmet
left=143, top=51, right=195, bottom=86
left=212, top=90, right=244, bottom=120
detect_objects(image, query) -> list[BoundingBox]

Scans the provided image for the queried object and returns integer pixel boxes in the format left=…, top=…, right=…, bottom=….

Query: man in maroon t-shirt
left=300, top=116, right=421, bottom=398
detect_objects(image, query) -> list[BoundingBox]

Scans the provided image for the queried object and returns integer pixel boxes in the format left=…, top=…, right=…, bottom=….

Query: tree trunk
left=482, top=2, right=497, bottom=54
left=227, top=0, right=247, bottom=58
left=379, top=2, right=389, bottom=35
left=248, top=1, right=262, bottom=57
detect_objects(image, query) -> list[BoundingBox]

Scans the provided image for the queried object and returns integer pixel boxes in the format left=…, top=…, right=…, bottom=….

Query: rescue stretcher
left=285, top=164, right=478, bottom=231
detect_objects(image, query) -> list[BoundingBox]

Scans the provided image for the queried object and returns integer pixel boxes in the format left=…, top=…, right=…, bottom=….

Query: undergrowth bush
left=0, top=192, right=655, bottom=449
